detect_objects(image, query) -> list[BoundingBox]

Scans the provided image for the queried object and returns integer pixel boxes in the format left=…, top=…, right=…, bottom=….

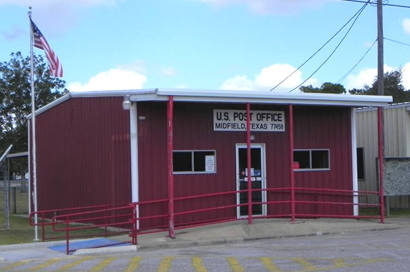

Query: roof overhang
left=29, top=88, right=393, bottom=118
left=129, top=88, right=392, bottom=107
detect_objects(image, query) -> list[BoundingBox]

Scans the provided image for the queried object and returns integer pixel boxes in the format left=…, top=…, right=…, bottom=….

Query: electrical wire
left=384, top=37, right=410, bottom=47
left=269, top=0, right=370, bottom=91
left=337, top=38, right=377, bottom=83
left=289, top=2, right=369, bottom=92
left=341, top=0, right=410, bottom=9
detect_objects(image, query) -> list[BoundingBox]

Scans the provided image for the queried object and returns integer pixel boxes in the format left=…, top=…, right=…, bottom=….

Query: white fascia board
left=70, top=89, right=157, bottom=98
left=27, top=89, right=158, bottom=118
left=156, top=88, right=392, bottom=107
left=169, top=95, right=390, bottom=107
left=27, top=93, right=72, bottom=119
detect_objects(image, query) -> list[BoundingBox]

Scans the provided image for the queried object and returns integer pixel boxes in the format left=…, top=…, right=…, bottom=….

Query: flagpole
left=28, top=6, right=39, bottom=242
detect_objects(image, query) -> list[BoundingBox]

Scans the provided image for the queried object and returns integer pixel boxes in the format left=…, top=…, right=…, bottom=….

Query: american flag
left=30, top=19, right=63, bottom=77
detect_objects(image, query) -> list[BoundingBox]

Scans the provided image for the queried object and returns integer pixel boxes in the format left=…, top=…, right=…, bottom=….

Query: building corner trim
left=351, top=108, right=359, bottom=216
left=129, top=103, right=139, bottom=228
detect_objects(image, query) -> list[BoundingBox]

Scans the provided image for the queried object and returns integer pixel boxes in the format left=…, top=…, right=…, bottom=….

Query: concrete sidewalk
left=133, top=218, right=403, bottom=251
left=0, top=217, right=407, bottom=260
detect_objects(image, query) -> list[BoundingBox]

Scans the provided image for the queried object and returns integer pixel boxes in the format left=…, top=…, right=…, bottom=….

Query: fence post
left=132, top=203, right=137, bottom=245
left=65, top=217, right=70, bottom=255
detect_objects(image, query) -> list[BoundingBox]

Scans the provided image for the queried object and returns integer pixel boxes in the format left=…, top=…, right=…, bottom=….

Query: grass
left=0, top=212, right=129, bottom=245
left=0, top=191, right=127, bottom=245
left=0, top=213, right=35, bottom=245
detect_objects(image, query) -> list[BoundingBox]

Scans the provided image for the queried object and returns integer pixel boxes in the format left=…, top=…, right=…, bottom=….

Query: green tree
left=349, top=70, right=410, bottom=103
left=300, top=82, right=346, bottom=94
left=0, top=52, right=66, bottom=173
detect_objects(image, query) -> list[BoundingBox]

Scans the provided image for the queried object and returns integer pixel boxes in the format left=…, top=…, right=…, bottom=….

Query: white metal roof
left=31, top=88, right=393, bottom=117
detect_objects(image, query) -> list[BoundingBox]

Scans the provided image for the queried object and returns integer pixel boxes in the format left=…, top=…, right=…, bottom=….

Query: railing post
left=167, top=96, right=175, bottom=238
left=246, top=103, right=252, bottom=224
left=377, top=107, right=385, bottom=223
left=288, top=104, right=296, bottom=223
left=131, top=203, right=138, bottom=245
left=65, top=216, right=70, bottom=255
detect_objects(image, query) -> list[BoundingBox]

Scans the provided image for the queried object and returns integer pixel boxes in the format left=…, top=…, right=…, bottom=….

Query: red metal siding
left=293, top=107, right=353, bottom=216
left=35, top=97, right=131, bottom=211
left=34, top=98, right=353, bottom=229
left=138, top=103, right=353, bottom=228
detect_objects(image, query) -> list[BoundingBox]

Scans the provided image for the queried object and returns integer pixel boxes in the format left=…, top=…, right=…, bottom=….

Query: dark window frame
left=294, top=149, right=330, bottom=171
left=173, top=150, right=217, bottom=174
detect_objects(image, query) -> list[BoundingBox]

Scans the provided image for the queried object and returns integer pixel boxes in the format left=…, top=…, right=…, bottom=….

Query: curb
left=74, top=245, right=138, bottom=255
left=69, top=224, right=403, bottom=255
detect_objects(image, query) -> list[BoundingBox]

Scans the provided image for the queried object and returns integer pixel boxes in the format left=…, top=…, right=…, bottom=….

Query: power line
left=270, top=0, right=370, bottom=91
left=289, top=3, right=369, bottom=92
left=341, top=0, right=410, bottom=9
left=338, top=38, right=377, bottom=83
left=384, top=37, right=410, bottom=47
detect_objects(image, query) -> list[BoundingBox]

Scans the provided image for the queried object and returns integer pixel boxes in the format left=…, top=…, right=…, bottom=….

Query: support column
left=377, top=107, right=385, bottom=223
left=167, top=96, right=175, bottom=238
left=288, top=105, right=295, bottom=223
left=351, top=108, right=359, bottom=216
left=246, top=103, right=252, bottom=224
left=129, top=102, right=139, bottom=229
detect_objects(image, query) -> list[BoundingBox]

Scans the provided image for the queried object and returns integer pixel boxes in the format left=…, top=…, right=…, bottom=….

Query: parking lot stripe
left=226, top=257, right=244, bottom=272
left=124, top=256, right=142, bottom=272
left=29, top=258, right=61, bottom=271
left=292, top=258, right=317, bottom=271
left=89, top=257, right=115, bottom=272
left=1, top=259, right=31, bottom=271
left=192, top=256, right=207, bottom=272
left=333, top=258, right=346, bottom=268
left=259, top=257, right=281, bottom=272
left=157, top=256, right=174, bottom=272
left=55, top=256, right=93, bottom=272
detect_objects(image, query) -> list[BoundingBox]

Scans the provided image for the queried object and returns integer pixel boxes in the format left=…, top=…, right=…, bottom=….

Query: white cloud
left=1, top=26, right=25, bottom=41
left=1, top=0, right=122, bottom=35
left=345, top=65, right=394, bottom=90
left=199, top=0, right=334, bottom=14
left=162, top=66, right=177, bottom=77
left=401, top=63, right=410, bottom=89
left=68, top=68, right=146, bottom=92
left=220, top=75, right=254, bottom=90
left=403, top=18, right=410, bottom=35
left=220, top=64, right=319, bottom=91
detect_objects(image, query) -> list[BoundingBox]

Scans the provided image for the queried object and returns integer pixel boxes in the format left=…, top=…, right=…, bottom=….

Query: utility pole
left=377, top=0, right=384, bottom=95
left=377, top=0, right=387, bottom=219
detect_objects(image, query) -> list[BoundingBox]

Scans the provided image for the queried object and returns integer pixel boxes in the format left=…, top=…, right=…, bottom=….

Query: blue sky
left=1, top=0, right=410, bottom=92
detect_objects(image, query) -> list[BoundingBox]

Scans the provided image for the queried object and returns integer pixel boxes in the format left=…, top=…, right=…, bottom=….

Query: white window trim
left=173, top=150, right=217, bottom=174
left=294, top=148, right=331, bottom=172
left=235, top=143, right=267, bottom=219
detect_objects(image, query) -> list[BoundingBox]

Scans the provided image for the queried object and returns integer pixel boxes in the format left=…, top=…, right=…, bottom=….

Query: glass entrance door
left=236, top=144, right=266, bottom=218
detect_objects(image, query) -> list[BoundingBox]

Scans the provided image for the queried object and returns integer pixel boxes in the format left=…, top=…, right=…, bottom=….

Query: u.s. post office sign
left=213, top=109, right=285, bottom=132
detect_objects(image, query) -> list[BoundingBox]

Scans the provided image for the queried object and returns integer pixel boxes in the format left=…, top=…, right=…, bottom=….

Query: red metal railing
left=30, top=185, right=382, bottom=254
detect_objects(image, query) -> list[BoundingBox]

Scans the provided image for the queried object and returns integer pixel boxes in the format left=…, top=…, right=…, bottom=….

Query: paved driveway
left=1, top=225, right=409, bottom=271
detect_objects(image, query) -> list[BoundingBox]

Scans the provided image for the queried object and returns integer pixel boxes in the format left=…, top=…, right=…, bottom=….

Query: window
left=294, top=149, right=330, bottom=171
left=173, top=150, right=216, bottom=174
left=357, top=147, right=365, bottom=179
